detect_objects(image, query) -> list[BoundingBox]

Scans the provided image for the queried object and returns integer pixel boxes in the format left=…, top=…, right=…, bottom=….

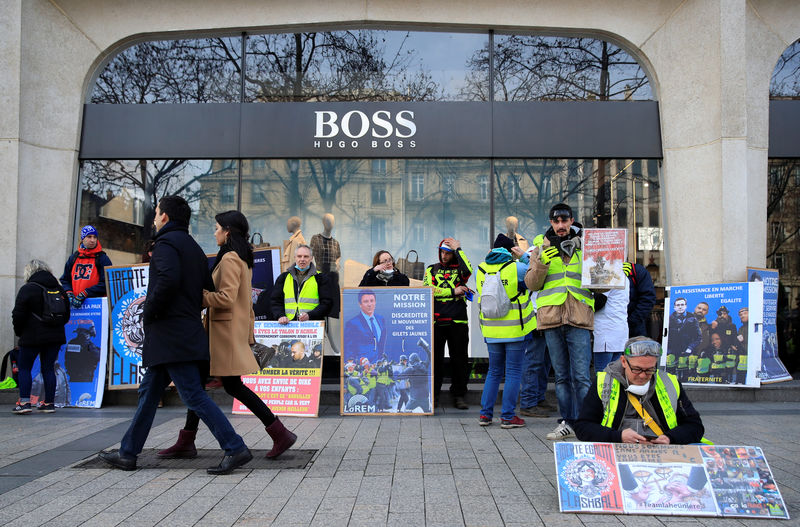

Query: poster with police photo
left=237, top=321, right=324, bottom=417
left=29, top=298, right=108, bottom=408
left=340, top=287, right=434, bottom=415
left=747, top=268, right=793, bottom=384
left=105, top=264, right=149, bottom=389
left=661, top=282, right=763, bottom=387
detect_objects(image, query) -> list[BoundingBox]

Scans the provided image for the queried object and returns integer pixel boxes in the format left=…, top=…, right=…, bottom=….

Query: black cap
left=716, top=305, right=729, bottom=315
left=549, top=203, right=573, bottom=220
left=493, top=233, right=515, bottom=250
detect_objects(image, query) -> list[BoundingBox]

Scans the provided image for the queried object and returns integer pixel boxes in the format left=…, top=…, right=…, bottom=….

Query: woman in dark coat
left=11, top=259, right=70, bottom=414
left=359, top=250, right=410, bottom=287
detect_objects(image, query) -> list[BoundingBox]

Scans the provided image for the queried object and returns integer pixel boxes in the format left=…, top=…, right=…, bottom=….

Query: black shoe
left=207, top=448, right=253, bottom=475
left=98, top=450, right=137, bottom=471
left=453, top=397, right=469, bottom=410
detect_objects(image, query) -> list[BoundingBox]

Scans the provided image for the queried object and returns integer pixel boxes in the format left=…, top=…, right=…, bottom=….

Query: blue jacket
left=627, top=263, right=656, bottom=337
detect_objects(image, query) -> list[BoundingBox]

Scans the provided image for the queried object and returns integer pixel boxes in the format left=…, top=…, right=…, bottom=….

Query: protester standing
left=158, top=211, right=297, bottom=460
left=11, top=260, right=70, bottom=413
left=359, top=250, right=410, bottom=286
left=59, top=225, right=113, bottom=307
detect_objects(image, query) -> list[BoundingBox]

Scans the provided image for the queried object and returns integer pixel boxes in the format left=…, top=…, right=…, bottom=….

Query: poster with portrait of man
left=105, top=264, right=149, bottom=389
left=661, top=282, right=763, bottom=387
left=340, top=287, right=434, bottom=415
left=746, top=267, right=793, bottom=384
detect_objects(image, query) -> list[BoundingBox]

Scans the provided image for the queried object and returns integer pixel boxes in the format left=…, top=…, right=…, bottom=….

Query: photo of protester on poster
left=662, top=283, right=763, bottom=387
left=341, top=287, right=433, bottom=415
left=747, top=268, right=793, bottom=383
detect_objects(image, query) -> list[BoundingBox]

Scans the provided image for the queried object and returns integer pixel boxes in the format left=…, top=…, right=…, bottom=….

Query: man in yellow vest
left=525, top=203, right=594, bottom=441
left=270, top=244, right=333, bottom=324
left=573, top=337, right=705, bottom=444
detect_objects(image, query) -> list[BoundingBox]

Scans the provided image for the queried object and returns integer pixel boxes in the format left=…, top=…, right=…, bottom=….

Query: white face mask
left=626, top=380, right=650, bottom=396
left=381, top=269, right=394, bottom=276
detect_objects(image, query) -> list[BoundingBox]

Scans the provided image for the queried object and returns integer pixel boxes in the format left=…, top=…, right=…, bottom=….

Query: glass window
left=77, top=159, right=238, bottom=262
left=410, top=173, right=425, bottom=201
left=442, top=174, right=455, bottom=202
left=245, top=30, right=488, bottom=102
left=489, top=35, right=651, bottom=101
left=91, top=37, right=242, bottom=103
left=372, top=159, right=387, bottom=174
left=478, top=174, right=489, bottom=202
left=767, top=160, right=800, bottom=302
left=493, top=157, right=662, bottom=283
left=371, top=183, right=387, bottom=205
left=771, top=39, right=800, bottom=99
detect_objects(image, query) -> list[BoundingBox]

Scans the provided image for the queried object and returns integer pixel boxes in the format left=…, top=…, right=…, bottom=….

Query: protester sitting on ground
left=574, top=336, right=706, bottom=445
left=12, top=260, right=70, bottom=414
left=59, top=225, right=113, bottom=308
left=359, top=250, right=410, bottom=286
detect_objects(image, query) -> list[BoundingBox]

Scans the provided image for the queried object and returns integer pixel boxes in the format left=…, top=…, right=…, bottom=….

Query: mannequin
left=281, top=216, right=306, bottom=272
left=505, top=215, right=529, bottom=251
left=309, top=213, right=341, bottom=275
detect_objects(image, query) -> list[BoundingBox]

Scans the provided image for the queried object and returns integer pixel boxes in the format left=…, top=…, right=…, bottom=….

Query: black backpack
left=30, top=283, right=70, bottom=326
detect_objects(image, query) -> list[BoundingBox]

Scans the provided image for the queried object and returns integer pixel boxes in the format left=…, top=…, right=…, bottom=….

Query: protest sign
left=237, top=320, right=324, bottom=417
left=556, top=442, right=789, bottom=519
left=105, top=264, right=149, bottom=389
left=29, top=297, right=108, bottom=407
left=340, top=287, right=434, bottom=415
left=582, top=228, right=627, bottom=289
left=747, top=268, right=793, bottom=384
left=662, top=282, right=763, bottom=387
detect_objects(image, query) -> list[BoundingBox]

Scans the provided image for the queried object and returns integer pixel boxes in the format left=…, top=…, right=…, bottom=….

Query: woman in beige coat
left=158, top=211, right=297, bottom=459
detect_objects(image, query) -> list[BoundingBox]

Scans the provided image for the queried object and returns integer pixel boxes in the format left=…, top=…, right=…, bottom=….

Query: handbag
left=251, top=341, right=275, bottom=370
left=250, top=232, right=269, bottom=249
left=397, top=250, right=425, bottom=280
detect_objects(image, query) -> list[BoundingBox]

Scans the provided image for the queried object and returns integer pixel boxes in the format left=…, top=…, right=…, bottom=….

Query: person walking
left=158, top=211, right=297, bottom=460
left=11, top=260, right=70, bottom=413
left=98, top=195, right=252, bottom=475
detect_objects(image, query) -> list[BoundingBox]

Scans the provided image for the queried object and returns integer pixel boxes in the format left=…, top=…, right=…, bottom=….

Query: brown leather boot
left=265, top=418, right=297, bottom=458
left=157, top=429, right=198, bottom=458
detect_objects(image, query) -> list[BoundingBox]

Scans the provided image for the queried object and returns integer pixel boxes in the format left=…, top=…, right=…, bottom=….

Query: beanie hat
left=493, top=233, right=515, bottom=250
left=80, top=225, right=98, bottom=240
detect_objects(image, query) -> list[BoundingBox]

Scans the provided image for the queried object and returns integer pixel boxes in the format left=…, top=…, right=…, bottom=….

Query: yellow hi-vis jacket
left=283, top=273, right=320, bottom=320
left=597, top=370, right=712, bottom=445
left=476, top=260, right=535, bottom=339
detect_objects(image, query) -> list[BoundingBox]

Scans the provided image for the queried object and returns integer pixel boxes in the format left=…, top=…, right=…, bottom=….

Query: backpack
left=30, top=283, right=70, bottom=326
left=479, top=261, right=515, bottom=319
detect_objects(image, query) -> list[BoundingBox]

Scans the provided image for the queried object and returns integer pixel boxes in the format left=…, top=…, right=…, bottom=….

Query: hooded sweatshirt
left=59, top=241, right=113, bottom=297
left=423, top=240, right=473, bottom=324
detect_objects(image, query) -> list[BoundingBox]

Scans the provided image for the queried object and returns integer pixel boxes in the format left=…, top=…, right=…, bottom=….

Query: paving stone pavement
left=0, top=401, right=798, bottom=526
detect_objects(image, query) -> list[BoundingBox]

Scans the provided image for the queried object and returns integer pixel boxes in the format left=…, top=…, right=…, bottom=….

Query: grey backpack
left=479, top=262, right=514, bottom=318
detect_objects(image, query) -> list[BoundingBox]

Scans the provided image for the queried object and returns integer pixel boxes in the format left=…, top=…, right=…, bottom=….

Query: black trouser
left=433, top=323, right=470, bottom=398
left=185, top=375, right=276, bottom=430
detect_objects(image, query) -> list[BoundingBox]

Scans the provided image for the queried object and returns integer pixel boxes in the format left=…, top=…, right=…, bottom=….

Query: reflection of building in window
left=371, top=183, right=386, bottom=205
left=410, top=173, right=424, bottom=201
left=250, top=181, right=268, bottom=204
left=99, top=188, right=145, bottom=227
left=506, top=174, right=521, bottom=202
left=478, top=175, right=489, bottom=202
left=775, top=253, right=786, bottom=271
left=253, top=159, right=267, bottom=170
left=221, top=183, right=236, bottom=205
left=442, top=174, right=455, bottom=201
left=371, top=217, right=387, bottom=245
left=372, top=159, right=387, bottom=175
left=412, top=224, right=424, bottom=246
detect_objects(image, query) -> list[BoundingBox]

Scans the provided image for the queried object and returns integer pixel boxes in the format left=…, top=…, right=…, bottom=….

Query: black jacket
left=141, top=222, right=213, bottom=368
left=12, top=270, right=70, bottom=347
left=359, top=268, right=410, bottom=287
left=270, top=265, right=334, bottom=321
left=627, top=263, right=656, bottom=337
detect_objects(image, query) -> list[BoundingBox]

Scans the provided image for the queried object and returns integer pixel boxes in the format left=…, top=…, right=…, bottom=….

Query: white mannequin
left=505, top=215, right=529, bottom=251
left=281, top=216, right=306, bottom=272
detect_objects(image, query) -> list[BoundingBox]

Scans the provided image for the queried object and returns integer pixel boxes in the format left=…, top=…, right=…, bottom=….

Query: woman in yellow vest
left=573, top=337, right=706, bottom=444
left=476, top=235, right=536, bottom=428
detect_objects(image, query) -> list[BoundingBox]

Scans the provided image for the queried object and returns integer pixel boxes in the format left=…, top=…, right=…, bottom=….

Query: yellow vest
left=534, top=240, right=594, bottom=311
left=476, top=261, right=535, bottom=339
left=283, top=273, right=320, bottom=320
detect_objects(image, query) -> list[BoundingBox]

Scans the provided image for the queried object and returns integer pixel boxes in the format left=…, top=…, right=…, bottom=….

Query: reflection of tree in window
left=478, top=175, right=489, bottom=202
left=768, top=160, right=800, bottom=262
left=442, top=174, right=455, bottom=202
left=461, top=36, right=650, bottom=101
left=371, top=218, right=387, bottom=245
left=410, top=173, right=425, bottom=201
left=221, top=183, right=236, bottom=205
left=771, top=39, right=800, bottom=99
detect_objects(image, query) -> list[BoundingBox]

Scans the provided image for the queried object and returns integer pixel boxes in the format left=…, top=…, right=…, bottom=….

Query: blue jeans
left=480, top=341, right=524, bottom=421
left=520, top=333, right=550, bottom=408
left=544, top=326, right=592, bottom=424
left=17, top=344, right=60, bottom=402
left=594, top=352, right=621, bottom=372
left=120, top=362, right=246, bottom=458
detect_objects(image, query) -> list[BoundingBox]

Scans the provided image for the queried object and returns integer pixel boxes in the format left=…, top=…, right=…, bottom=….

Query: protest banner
left=747, top=267, right=793, bottom=384
left=237, top=320, right=324, bottom=417
left=340, top=287, right=434, bottom=415
left=556, top=442, right=789, bottom=519
left=661, top=282, right=763, bottom=387
left=582, top=228, right=627, bottom=289
left=29, top=297, right=108, bottom=408
left=105, top=264, right=149, bottom=389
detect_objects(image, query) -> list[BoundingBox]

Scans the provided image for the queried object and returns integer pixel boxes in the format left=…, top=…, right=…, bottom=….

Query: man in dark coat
left=343, top=290, right=387, bottom=365
left=99, top=195, right=251, bottom=475
left=625, top=262, right=656, bottom=338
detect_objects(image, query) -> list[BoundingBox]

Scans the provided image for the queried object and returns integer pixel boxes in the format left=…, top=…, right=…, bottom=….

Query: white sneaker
left=546, top=421, right=575, bottom=441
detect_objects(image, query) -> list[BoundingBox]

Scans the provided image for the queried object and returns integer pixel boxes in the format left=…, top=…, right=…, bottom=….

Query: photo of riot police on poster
left=340, top=287, right=434, bottom=415
left=662, top=282, right=763, bottom=387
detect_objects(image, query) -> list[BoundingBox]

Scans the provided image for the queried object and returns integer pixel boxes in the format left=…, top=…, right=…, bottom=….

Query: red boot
left=265, top=418, right=297, bottom=458
left=157, top=429, right=198, bottom=458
